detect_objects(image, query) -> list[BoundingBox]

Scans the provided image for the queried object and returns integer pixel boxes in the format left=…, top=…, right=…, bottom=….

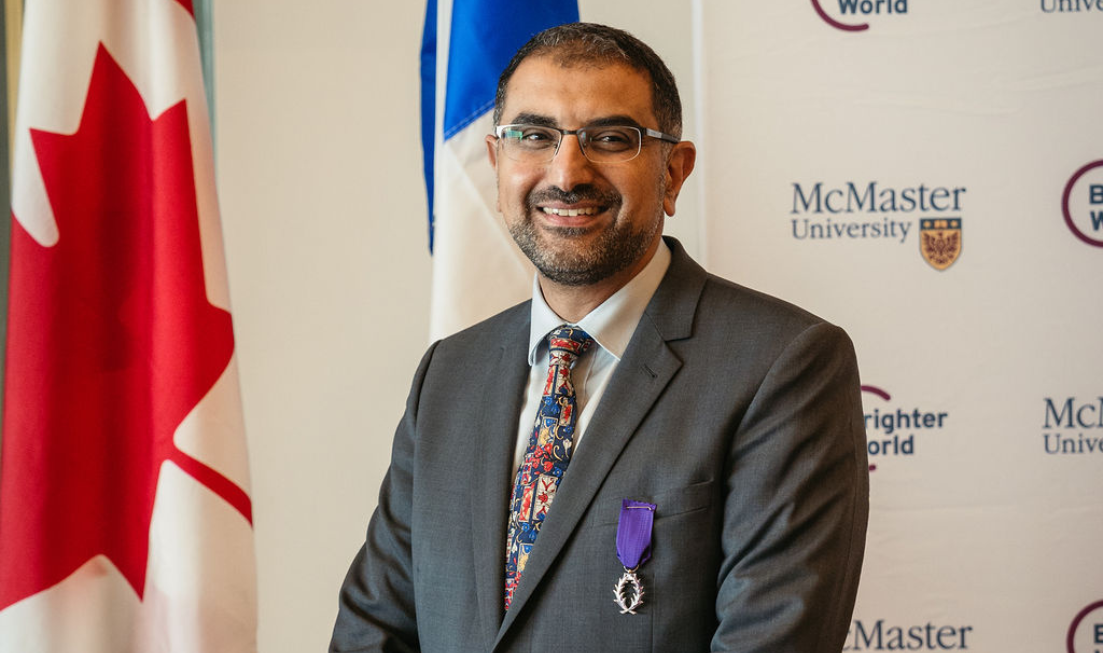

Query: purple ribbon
left=616, top=499, right=656, bottom=570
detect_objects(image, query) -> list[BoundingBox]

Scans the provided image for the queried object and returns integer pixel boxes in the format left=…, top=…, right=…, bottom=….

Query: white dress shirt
left=511, top=240, right=672, bottom=477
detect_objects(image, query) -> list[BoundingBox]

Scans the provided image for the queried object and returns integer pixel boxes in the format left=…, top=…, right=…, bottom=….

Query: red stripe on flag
left=168, top=450, right=254, bottom=524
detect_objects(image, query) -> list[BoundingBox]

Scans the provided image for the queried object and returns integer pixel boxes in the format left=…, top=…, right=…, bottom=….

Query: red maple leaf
left=0, top=44, right=250, bottom=610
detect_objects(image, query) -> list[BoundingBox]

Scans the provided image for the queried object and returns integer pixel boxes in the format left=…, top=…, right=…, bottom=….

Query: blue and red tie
left=504, top=325, right=594, bottom=610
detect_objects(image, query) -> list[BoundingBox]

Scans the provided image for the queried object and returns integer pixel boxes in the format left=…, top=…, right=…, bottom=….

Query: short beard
left=508, top=185, right=663, bottom=287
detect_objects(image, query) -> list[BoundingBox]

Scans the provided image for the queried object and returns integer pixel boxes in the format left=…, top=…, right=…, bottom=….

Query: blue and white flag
left=422, top=0, right=579, bottom=339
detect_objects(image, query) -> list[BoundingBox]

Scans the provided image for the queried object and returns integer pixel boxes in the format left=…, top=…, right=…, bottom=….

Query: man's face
left=487, top=55, right=695, bottom=288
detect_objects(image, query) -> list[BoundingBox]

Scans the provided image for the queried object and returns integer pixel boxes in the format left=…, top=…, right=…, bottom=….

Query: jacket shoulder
left=701, top=274, right=829, bottom=332
left=683, top=273, right=856, bottom=375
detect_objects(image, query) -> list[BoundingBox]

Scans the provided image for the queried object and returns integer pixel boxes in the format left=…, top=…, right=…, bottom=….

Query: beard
left=507, top=184, right=664, bottom=287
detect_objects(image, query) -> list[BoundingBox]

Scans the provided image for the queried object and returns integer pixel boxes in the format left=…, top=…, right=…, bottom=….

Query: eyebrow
left=586, top=115, right=645, bottom=129
left=504, top=112, right=646, bottom=130
left=507, top=112, right=557, bottom=127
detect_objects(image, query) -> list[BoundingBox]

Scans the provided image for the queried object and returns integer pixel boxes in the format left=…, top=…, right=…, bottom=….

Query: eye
left=504, top=125, right=557, bottom=149
left=589, top=129, right=633, bottom=144
left=585, top=127, right=638, bottom=152
left=522, top=129, right=553, bottom=141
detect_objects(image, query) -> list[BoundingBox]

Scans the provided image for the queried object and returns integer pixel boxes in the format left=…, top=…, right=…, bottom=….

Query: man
left=331, top=23, right=868, bottom=653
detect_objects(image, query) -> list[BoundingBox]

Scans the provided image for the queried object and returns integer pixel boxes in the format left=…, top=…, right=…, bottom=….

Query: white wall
left=213, top=2, right=698, bottom=651
left=213, top=3, right=431, bottom=651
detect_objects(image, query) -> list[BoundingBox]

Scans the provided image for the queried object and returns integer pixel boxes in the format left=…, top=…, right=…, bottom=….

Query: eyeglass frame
left=492, top=122, right=681, bottom=164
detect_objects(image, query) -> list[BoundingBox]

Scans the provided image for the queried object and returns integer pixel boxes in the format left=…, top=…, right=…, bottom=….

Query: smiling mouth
left=540, top=206, right=602, bottom=217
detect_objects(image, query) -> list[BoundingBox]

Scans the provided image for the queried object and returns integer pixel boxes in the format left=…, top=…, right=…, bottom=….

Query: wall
left=214, top=3, right=431, bottom=651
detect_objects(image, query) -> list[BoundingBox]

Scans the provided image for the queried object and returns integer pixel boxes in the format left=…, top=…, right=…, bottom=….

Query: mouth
left=535, top=204, right=610, bottom=231
left=526, top=186, right=621, bottom=228
left=540, top=206, right=602, bottom=218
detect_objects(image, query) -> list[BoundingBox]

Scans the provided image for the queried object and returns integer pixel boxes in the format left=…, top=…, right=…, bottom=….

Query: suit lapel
left=471, top=314, right=531, bottom=646
left=493, top=238, right=708, bottom=646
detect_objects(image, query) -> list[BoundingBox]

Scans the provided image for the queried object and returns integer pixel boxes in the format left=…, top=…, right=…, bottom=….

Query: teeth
left=542, top=207, right=599, bottom=217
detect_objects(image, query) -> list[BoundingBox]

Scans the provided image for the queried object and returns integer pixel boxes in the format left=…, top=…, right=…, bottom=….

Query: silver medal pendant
left=613, top=567, right=644, bottom=615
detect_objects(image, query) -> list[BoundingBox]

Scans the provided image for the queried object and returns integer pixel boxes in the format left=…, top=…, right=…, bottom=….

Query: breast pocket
left=592, top=479, right=715, bottom=526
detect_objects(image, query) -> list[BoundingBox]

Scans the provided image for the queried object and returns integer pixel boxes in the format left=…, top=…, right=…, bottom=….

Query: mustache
left=526, top=185, right=621, bottom=209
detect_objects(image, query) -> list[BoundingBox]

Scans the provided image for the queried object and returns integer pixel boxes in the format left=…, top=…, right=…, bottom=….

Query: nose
left=545, top=133, right=596, bottom=191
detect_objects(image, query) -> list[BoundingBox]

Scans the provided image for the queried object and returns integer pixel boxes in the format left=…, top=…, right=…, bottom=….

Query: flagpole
left=0, top=0, right=18, bottom=448
left=3, top=0, right=18, bottom=159
left=193, top=0, right=216, bottom=144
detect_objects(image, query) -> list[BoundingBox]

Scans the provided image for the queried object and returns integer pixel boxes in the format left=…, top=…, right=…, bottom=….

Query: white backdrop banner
left=696, top=1, right=1102, bottom=651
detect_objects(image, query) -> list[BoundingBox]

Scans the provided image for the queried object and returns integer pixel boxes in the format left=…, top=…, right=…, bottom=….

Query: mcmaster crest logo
left=919, top=218, right=962, bottom=270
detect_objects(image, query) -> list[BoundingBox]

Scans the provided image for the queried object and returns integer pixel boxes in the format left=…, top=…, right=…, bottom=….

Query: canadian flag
left=0, top=1, right=256, bottom=651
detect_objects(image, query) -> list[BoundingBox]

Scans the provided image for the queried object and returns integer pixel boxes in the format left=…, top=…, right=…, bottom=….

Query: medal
left=613, top=499, right=655, bottom=615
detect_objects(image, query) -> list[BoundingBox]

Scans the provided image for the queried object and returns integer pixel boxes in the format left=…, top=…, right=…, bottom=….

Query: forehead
left=501, top=55, right=656, bottom=127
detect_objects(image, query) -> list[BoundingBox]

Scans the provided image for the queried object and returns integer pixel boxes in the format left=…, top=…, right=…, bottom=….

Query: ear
left=486, top=133, right=499, bottom=171
left=662, top=141, right=697, bottom=217
left=486, top=134, right=502, bottom=212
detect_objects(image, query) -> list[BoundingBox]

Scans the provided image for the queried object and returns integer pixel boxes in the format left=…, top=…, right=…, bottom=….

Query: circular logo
left=1062, top=159, right=1103, bottom=248
left=1067, top=600, right=1103, bottom=653
left=811, top=0, right=870, bottom=31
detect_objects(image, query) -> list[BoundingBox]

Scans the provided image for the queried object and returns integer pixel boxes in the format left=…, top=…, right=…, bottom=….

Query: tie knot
left=547, top=325, right=594, bottom=367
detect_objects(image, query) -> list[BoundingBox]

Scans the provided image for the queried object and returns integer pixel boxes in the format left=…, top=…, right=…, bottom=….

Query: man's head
left=486, top=23, right=696, bottom=297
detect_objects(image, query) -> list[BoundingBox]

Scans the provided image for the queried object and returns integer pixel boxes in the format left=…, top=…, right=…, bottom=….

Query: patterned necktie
left=504, top=325, right=594, bottom=610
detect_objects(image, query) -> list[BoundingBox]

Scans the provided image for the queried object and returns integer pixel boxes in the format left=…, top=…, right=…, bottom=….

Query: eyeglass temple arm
left=642, top=127, right=680, bottom=144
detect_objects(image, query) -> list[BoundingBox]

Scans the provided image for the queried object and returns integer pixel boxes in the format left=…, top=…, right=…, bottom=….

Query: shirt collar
left=527, top=239, right=672, bottom=365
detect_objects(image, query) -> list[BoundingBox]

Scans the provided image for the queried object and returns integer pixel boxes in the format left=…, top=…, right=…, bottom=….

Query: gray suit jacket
left=331, top=238, right=868, bottom=652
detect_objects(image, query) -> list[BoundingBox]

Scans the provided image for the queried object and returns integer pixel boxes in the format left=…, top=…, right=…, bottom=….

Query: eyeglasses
left=493, top=123, right=680, bottom=164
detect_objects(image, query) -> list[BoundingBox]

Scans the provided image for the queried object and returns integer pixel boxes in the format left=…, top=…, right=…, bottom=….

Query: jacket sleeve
left=329, top=342, right=440, bottom=653
left=713, top=322, right=869, bottom=652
